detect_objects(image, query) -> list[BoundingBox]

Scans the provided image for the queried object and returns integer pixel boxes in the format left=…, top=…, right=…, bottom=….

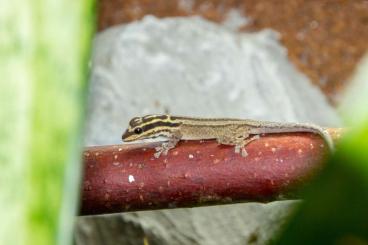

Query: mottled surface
left=80, top=132, right=332, bottom=215
left=97, top=0, right=368, bottom=104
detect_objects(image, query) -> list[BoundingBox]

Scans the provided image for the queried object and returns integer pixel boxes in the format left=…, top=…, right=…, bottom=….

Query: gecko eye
left=134, top=127, right=143, bottom=134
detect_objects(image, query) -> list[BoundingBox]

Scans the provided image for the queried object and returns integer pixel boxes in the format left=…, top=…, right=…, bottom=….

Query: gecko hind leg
left=217, top=132, right=260, bottom=157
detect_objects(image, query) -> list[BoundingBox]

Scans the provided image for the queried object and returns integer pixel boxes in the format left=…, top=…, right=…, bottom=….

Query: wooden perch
left=80, top=128, right=343, bottom=215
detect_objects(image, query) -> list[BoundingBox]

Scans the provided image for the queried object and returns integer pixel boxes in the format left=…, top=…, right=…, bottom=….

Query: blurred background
left=2, top=1, right=368, bottom=245
left=76, top=1, right=367, bottom=245
left=97, top=0, right=368, bottom=105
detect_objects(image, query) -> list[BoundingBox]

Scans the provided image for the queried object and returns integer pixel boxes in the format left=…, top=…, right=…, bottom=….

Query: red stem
left=80, top=129, right=341, bottom=215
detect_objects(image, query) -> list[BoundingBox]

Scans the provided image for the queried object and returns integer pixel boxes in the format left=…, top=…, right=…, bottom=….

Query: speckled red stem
left=80, top=129, right=342, bottom=215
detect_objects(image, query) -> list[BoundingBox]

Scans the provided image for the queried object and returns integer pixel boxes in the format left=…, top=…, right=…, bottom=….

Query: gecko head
left=122, top=114, right=180, bottom=142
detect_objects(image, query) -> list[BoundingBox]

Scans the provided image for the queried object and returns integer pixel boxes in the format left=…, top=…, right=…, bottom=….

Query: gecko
left=122, top=114, right=334, bottom=158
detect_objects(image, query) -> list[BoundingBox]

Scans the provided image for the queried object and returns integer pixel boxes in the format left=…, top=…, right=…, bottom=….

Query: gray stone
left=77, top=16, right=341, bottom=245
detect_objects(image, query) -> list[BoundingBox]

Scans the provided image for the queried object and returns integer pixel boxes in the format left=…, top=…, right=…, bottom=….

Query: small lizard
left=122, top=115, right=334, bottom=158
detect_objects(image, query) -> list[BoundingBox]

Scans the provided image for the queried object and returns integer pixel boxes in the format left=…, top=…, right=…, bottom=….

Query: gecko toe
left=241, top=149, right=248, bottom=157
left=234, top=145, right=241, bottom=154
left=154, top=152, right=161, bottom=158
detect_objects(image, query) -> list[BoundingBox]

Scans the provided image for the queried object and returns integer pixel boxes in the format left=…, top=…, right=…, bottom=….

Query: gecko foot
left=154, top=139, right=179, bottom=158
left=241, top=148, right=248, bottom=157
left=234, top=145, right=248, bottom=158
left=154, top=143, right=169, bottom=158
left=154, top=151, right=163, bottom=158
left=234, top=135, right=260, bottom=158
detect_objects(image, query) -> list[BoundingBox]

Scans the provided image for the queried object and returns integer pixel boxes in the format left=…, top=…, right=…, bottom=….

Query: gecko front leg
left=154, top=132, right=182, bottom=158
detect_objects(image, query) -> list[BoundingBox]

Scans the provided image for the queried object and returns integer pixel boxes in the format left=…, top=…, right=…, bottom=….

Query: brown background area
left=97, top=0, right=368, bottom=105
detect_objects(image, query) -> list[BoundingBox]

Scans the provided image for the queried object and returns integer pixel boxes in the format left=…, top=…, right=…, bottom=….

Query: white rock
left=79, top=16, right=341, bottom=245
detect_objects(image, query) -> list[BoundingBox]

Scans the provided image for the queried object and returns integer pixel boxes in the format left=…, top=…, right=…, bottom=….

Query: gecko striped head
left=122, top=114, right=181, bottom=142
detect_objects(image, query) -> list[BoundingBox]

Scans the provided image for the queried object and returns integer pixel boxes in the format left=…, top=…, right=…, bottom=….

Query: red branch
left=80, top=129, right=342, bottom=215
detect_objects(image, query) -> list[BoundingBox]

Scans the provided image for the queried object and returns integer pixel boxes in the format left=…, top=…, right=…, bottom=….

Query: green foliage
left=274, top=56, right=368, bottom=244
left=0, top=1, right=95, bottom=245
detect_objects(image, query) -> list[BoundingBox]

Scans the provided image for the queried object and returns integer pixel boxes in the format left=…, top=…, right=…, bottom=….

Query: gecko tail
left=249, top=122, right=335, bottom=152
left=294, top=124, right=335, bottom=152
left=320, top=128, right=335, bottom=152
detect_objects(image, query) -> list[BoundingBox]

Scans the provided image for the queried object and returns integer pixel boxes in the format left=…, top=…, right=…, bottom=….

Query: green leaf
left=0, top=1, right=95, bottom=245
left=274, top=56, right=368, bottom=245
